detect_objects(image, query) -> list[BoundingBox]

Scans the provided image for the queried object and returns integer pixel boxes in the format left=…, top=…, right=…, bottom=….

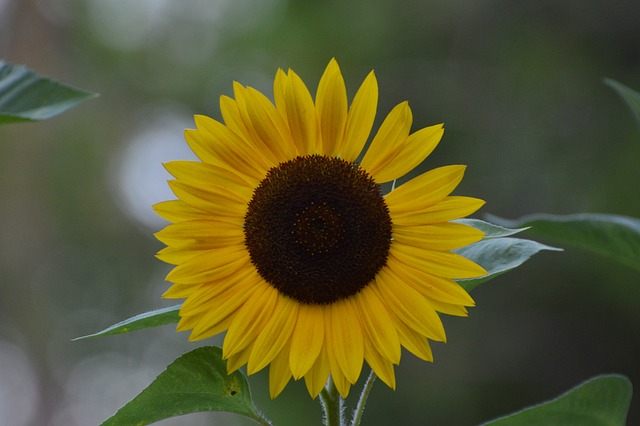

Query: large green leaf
left=490, top=213, right=640, bottom=272
left=455, top=236, right=561, bottom=292
left=73, top=305, right=181, bottom=340
left=0, top=61, right=96, bottom=124
left=456, top=218, right=529, bottom=239
left=455, top=219, right=560, bottom=292
left=101, top=346, right=270, bottom=426
left=604, top=78, right=640, bottom=128
left=482, top=374, right=632, bottom=426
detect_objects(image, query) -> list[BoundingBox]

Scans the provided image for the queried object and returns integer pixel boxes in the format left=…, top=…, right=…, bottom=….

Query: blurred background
left=1, top=0, right=639, bottom=424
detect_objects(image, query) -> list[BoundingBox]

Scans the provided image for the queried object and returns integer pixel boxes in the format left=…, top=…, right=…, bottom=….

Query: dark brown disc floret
left=244, top=155, right=392, bottom=305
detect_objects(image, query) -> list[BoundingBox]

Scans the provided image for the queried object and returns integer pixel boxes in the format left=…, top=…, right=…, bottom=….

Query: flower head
left=154, top=59, right=486, bottom=398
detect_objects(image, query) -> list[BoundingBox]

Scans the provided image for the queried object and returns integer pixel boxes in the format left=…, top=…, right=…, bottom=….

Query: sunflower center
left=244, top=154, right=392, bottom=305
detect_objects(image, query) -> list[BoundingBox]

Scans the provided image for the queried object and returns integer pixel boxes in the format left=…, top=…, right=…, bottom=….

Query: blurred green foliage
left=1, top=0, right=639, bottom=425
left=0, top=60, right=96, bottom=124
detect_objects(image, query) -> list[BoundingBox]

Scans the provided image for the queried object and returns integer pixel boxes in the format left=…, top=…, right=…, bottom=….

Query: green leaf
left=101, top=346, right=270, bottom=426
left=604, top=78, right=640, bottom=128
left=482, top=374, right=632, bottom=426
left=490, top=213, right=640, bottom=272
left=456, top=218, right=529, bottom=239
left=455, top=237, right=561, bottom=292
left=73, top=305, right=181, bottom=340
left=0, top=60, right=97, bottom=124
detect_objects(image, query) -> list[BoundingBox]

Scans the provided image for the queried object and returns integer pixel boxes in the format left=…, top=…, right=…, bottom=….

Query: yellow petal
left=391, top=196, right=485, bottom=226
left=244, top=86, right=297, bottom=159
left=226, top=341, right=253, bottom=373
left=285, top=69, right=319, bottom=155
left=380, top=294, right=435, bottom=362
left=360, top=101, right=412, bottom=180
left=165, top=245, right=248, bottom=284
left=386, top=165, right=467, bottom=213
left=175, top=313, right=201, bottom=332
left=392, top=221, right=485, bottom=251
left=188, top=271, right=260, bottom=340
left=223, top=282, right=278, bottom=358
left=168, top=180, right=247, bottom=217
left=187, top=315, right=233, bottom=341
left=164, top=160, right=254, bottom=200
left=331, top=373, right=351, bottom=399
left=363, top=338, right=396, bottom=390
left=181, top=122, right=230, bottom=169
left=394, top=317, right=434, bottom=361
left=304, top=346, right=331, bottom=398
left=231, top=83, right=292, bottom=165
left=273, top=68, right=288, bottom=118
left=179, top=265, right=255, bottom=316
left=156, top=246, right=212, bottom=265
left=220, top=92, right=253, bottom=145
left=373, top=123, right=443, bottom=183
left=325, top=350, right=351, bottom=398
left=429, top=299, right=469, bottom=317
left=289, top=304, right=325, bottom=379
left=162, top=282, right=196, bottom=299
left=269, top=338, right=293, bottom=399
left=387, top=257, right=475, bottom=306
left=354, top=288, right=401, bottom=364
left=323, top=314, right=353, bottom=397
left=220, top=86, right=280, bottom=166
left=316, top=58, right=347, bottom=156
left=325, top=299, right=364, bottom=384
left=390, top=242, right=487, bottom=279
left=153, top=199, right=210, bottom=223
left=189, top=115, right=270, bottom=183
left=248, top=296, right=299, bottom=374
left=374, top=269, right=446, bottom=342
left=155, top=219, right=244, bottom=250
left=339, top=71, right=378, bottom=161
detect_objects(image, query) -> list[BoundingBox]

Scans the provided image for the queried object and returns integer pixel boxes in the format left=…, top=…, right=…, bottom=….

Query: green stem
left=319, top=376, right=344, bottom=426
left=350, top=370, right=376, bottom=426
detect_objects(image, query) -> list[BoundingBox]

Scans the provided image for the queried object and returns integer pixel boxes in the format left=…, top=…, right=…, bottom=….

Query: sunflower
left=154, top=59, right=487, bottom=399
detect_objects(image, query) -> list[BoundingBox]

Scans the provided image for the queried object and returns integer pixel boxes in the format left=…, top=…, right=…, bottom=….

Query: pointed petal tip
left=269, top=380, right=291, bottom=399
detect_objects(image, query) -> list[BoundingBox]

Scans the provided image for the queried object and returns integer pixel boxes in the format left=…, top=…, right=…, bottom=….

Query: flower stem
left=350, top=370, right=376, bottom=426
left=319, top=376, right=344, bottom=426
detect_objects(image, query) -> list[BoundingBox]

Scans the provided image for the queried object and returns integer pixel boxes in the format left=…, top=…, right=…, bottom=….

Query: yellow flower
left=154, top=59, right=486, bottom=399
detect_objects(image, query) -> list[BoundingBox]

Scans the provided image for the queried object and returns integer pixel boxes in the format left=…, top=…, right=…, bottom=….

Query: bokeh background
left=1, top=0, right=639, bottom=425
